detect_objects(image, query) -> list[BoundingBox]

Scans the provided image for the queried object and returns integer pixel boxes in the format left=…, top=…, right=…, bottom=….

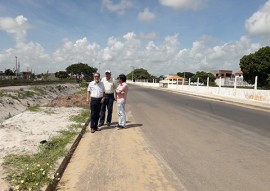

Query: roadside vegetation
left=2, top=85, right=89, bottom=190
left=2, top=109, right=90, bottom=191
left=0, top=87, right=47, bottom=100
left=27, top=105, right=41, bottom=112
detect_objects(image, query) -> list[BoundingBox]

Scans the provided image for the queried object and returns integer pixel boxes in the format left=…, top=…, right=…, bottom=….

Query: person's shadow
left=100, top=121, right=143, bottom=130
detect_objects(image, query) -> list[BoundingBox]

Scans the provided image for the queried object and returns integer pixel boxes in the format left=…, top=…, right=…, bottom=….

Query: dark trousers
left=90, top=97, right=102, bottom=130
left=100, top=94, right=114, bottom=124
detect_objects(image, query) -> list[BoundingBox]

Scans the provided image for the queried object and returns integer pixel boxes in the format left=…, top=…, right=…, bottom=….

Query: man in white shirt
left=86, top=72, right=105, bottom=133
left=99, top=70, right=117, bottom=127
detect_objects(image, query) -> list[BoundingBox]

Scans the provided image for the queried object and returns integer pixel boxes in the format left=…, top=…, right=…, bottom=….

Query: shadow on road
left=100, top=121, right=143, bottom=130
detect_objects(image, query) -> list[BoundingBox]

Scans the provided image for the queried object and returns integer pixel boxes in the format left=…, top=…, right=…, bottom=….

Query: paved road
left=127, top=85, right=270, bottom=191
left=58, top=84, right=270, bottom=191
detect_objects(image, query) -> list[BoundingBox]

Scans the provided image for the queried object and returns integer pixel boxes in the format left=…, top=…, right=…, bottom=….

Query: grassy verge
left=2, top=109, right=90, bottom=191
left=0, top=87, right=47, bottom=100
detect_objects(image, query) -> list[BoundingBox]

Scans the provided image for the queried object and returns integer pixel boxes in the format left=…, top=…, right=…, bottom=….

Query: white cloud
left=245, top=0, right=270, bottom=37
left=123, top=32, right=136, bottom=41
left=0, top=15, right=30, bottom=45
left=138, top=8, right=156, bottom=22
left=0, top=32, right=263, bottom=76
left=0, top=41, right=51, bottom=73
left=0, top=15, right=264, bottom=76
left=102, top=0, right=133, bottom=15
left=138, top=32, right=159, bottom=41
left=175, top=35, right=260, bottom=73
left=159, top=0, right=207, bottom=10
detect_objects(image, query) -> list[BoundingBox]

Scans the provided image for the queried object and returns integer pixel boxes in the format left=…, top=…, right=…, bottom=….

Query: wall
left=128, top=80, right=270, bottom=102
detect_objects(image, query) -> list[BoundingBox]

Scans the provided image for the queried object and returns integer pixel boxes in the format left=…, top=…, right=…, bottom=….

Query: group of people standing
left=86, top=70, right=128, bottom=133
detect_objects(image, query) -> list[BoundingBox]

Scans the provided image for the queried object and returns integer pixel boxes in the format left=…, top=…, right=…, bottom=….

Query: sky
left=0, top=0, right=270, bottom=77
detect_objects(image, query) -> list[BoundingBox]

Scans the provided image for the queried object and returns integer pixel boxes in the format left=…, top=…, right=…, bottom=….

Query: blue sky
left=0, top=0, right=270, bottom=76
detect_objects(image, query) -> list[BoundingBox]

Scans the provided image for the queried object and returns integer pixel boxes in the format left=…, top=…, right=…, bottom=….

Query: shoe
left=116, top=125, right=124, bottom=130
left=91, top=128, right=95, bottom=133
left=99, top=123, right=104, bottom=127
left=107, top=122, right=111, bottom=127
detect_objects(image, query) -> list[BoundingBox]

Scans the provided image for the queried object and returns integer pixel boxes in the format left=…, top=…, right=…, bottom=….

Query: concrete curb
left=45, top=118, right=90, bottom=191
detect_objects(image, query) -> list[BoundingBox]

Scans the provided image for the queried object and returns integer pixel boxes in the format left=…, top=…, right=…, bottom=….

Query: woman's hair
left=118, top=74, right=126, bottom=82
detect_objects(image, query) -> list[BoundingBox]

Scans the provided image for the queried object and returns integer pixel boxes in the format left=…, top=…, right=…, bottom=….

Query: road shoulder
left=57, top=108, right=186, bottom=191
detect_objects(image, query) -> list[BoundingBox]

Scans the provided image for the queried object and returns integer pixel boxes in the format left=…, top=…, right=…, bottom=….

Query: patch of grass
left=27, top=105, right=41, bottom=112
left=0, top=91, right=4, bottom=97
left=30, top=87, right=47, bottom=96
left=3, top=154, right=54, bottom=191
left=74, top=87, right=86, bottom=96
left=6, top=93, right=19, bottom=100
left=2, top=110, right=88, bottom=191
left=69, top=109, right=89, bottom=123
left=79, top=82, right=88, bottom=88
left=0, top=87, right=47, bottom=101
left=18, top=91, right=36, bottom=99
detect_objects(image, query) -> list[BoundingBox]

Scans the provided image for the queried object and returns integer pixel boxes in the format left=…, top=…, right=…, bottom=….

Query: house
left=211, top=70, right=233, bottom=79
left=160, top=74, right=184, bottom=84
left=213, top=70, right=251, bottom=87
left=21, top=71, right=32, bottom=80
left=235, top=70, right=243, bottom=78
left=165, top=75, right=184, bottom=82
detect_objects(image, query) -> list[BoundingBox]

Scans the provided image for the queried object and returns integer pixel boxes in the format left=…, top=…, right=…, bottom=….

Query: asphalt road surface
left=126, top=85, right=270, bottom=191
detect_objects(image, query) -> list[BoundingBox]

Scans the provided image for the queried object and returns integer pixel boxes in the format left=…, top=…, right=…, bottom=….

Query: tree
left=190, top=71, right=216, bottom=86
left=55, top=71, right=69, bottom=79
left=177, top=72, right=195, bottom=79
left=126, top=68, right=157, bottom=81
left=30, top=73, right=36, bottom=80
left=240, top=46, right=270, bottom=88
left=4, top=69, right=15, bottom=76
left=66, top=63, right=97, bottom=82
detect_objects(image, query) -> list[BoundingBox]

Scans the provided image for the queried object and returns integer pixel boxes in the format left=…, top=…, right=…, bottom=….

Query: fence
left=128, top=78, right=270, bottom=102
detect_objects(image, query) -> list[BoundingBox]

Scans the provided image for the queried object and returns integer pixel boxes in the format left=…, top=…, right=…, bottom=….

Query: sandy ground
left=0, top=84, right=87, bottom=190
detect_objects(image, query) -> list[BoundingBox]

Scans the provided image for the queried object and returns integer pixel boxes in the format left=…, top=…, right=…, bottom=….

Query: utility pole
left=98, top=63, right=101, bottom=72
left=15, top=56, right=17, bottom=77
left=131, top=66, right=135, bottom=82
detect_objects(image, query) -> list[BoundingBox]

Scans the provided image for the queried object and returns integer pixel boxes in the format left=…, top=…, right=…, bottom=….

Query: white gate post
left=218, top=77, right=221, bottom=94
left=254, top=76, right=258, bottom=90
left=233, top=76, right=237, bottom=96
left=253, top=76, right=258, bottom=99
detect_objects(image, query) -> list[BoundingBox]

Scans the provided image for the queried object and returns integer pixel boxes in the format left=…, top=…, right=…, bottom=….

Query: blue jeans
left=117, top=102, right=126, bottom=127
left=100, top=93, right=114, bottom=124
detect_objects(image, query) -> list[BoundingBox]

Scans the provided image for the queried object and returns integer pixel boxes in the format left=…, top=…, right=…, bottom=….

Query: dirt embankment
left=0, top=84, right=84, bottom=122
left=0, top=83, right=89, bottom=191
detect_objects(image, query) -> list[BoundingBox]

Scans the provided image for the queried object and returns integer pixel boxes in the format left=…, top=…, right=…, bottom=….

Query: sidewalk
left=57, top=108, right=186, bottom=191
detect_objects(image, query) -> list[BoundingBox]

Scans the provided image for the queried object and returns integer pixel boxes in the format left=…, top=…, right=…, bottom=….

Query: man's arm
left=86, top=90, right=91, bottom=103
